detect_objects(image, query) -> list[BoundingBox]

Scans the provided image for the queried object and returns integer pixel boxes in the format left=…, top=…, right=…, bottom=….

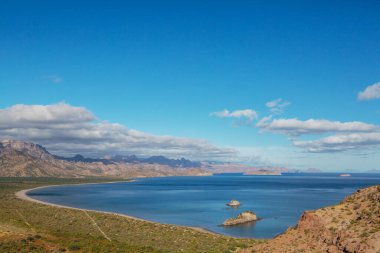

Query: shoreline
left=15, top=179, right=217, bottom=236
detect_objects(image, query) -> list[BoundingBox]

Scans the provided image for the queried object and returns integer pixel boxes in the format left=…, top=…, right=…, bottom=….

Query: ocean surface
left=28, top=173, right=380, bottom=238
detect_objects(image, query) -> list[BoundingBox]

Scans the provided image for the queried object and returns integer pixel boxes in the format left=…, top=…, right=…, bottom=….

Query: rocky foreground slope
left=0, top=140, right=210, bottom=178
left=239, top=185, right=380, bottom=253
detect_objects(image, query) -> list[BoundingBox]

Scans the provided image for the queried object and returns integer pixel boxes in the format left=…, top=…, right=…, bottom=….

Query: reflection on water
left=29, top=192, right=64, bottom=196
left=222, top=220, right=258, bottom=236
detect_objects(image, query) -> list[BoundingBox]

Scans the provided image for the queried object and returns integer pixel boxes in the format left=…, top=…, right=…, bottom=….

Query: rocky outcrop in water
left=226, top=200, right=241, bottom=207
left=223, top=211, right=258, bottom=226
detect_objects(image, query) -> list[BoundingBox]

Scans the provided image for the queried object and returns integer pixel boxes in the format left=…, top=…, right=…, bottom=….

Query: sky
left=1, top=1, right=380, bottom=171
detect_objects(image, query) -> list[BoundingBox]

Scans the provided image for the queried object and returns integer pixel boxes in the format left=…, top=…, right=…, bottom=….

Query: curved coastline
left=15, top=180, right=216, bottom=235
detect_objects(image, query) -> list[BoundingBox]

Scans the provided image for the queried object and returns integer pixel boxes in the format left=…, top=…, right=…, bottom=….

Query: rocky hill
left=0, top=140, right=210, bottom=178
left=239, top=185, right=380, bottom=253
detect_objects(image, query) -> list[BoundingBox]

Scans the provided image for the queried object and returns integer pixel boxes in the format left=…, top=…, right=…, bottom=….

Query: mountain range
left=55, top=153, right=201, bottom=168
left=0, top=140, right=209, bottom=178
left=0, top=139, right=295, bottom=178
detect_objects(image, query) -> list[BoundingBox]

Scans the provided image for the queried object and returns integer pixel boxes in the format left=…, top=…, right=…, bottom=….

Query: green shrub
left=68, top=243, right=81, bottom=251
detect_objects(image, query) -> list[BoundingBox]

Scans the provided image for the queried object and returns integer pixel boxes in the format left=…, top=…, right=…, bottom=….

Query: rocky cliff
left=0, top=140, right=211, bottom=178
left=239, top=185, right=380, bottom=253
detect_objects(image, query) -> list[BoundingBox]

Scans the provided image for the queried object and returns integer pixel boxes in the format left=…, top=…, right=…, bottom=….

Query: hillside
left=0, top=140, right=210, bottom=178
left=239, top=185, right=380, bottom=253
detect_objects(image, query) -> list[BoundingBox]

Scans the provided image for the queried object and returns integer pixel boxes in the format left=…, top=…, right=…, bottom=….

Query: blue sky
left=1, top=1, right=380, bottom=171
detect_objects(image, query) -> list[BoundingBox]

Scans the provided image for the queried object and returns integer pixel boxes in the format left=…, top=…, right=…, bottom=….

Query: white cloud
left=256, top=116, right=380, bottom=154
left=0, top=103, right=94, bottom=129
left=358, top=82, right=380, bottom=100
left=256, top=117, right=375, bottom=136
left=265, top=98, right=290, bottom=114
left=293, top=132, right=380, bottom=153
left=0, top=103, right=237, bottom=160
left=210, top=109, right=258, bottom=121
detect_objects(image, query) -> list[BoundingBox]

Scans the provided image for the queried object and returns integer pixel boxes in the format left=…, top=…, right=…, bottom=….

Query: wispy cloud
left=210, top=109, right=258, bottom=122
left=358, top=82, right=380, bottom=100
left=0, top=103, right=237, bottom=160
left=44, top=75, right=63, bottom=84
left=265, top=98, right=290, bottom=114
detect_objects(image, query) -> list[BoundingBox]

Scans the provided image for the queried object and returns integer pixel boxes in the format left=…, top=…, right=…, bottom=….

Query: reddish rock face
left=297, top=211, right=323, bottom=232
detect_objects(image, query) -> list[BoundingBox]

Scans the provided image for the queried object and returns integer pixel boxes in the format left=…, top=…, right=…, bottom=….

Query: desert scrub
left=360, top=232, right=369, bottom=238
left=353, top=203, right=361, bottom=210
left=68, top=243, right=81, bottom=251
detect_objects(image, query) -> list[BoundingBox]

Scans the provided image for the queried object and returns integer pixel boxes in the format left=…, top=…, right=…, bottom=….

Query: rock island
left=223, top=211, right=258, bottom=226
left=226, top=199, right=241, bottom=207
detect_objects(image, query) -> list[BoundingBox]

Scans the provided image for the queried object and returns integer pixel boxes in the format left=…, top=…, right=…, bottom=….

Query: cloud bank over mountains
left=0, top=103, right=236, bottom=160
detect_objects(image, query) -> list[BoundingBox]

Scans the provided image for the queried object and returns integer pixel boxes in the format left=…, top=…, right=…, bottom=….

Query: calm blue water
left=28, top=173, right=380, bottom=238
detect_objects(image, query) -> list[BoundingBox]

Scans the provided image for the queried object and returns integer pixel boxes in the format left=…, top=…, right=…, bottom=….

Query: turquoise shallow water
left=28, top=173, right=380, bottom=238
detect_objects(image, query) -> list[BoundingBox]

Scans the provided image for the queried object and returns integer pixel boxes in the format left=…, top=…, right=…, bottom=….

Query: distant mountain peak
left=0, top=139, right=53, bottom=160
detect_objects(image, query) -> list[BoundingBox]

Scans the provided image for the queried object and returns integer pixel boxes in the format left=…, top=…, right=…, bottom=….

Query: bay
left=28, top=173, right=380, bottom=238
